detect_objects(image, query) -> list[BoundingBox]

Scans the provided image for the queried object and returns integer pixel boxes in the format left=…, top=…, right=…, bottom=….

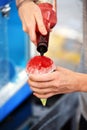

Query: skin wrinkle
left=31, top=86, right=54, bottom=94
left=29, top=71, right=56, bottom=82
left=28, top=79, right=53, bottom=88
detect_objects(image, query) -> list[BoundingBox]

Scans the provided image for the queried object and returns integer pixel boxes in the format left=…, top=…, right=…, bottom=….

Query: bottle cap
left=37, top=42, right=48, bottom=56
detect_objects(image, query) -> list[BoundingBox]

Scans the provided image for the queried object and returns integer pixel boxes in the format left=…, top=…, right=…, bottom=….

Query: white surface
left=0, top=70, right=28, bottom=107
left=55, top=0, right=82, bottom=33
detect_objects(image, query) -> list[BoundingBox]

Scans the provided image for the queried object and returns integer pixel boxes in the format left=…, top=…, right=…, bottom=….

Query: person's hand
left=17, top=1, right=47, bottom=44
left=28, top=66, right=81, bottom=99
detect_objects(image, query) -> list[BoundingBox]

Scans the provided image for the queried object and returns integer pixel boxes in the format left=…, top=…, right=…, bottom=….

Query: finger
left=35, top=8, right=47, bottom=35
left=19, top=13, right=29, bottom=33
left=29, top=72, right=55, bottom=82
left=20, top=13, right=37, bottom=44
left=23, top=23, right=28, bottom=33
left=53, top=0, right=57, bottom=11
left=33, top=92, right=57, bottom=99
left=30, top=85, right=54, bottom=94
left=26, top=17, right=37, bottom=44
left=22, top=11, right=36, bottom=44
left=28, top=79, right=54, bottom=88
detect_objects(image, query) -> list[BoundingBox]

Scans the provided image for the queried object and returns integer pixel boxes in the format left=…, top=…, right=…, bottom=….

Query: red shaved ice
left=26, top=56, right=56, bottom=74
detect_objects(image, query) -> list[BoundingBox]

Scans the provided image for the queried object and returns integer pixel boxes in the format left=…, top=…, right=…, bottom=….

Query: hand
left=28, top=66, right=80, bottom=99
left=17, top=1, right=47, bottom=44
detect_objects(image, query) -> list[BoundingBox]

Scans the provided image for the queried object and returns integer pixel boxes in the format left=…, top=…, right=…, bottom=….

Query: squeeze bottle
left=36, top=0, right=57, bottom=56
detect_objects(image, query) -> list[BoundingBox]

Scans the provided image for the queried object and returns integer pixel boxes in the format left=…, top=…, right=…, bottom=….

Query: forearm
left=76, top=72, right=87, bottom=92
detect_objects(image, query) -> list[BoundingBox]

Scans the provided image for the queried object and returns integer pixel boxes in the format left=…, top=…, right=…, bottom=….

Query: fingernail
left=40, top=26, right=47, bottom=35
left=43, top=29, right=47, bottom=35
left=33, top=93, right=36, bottom=96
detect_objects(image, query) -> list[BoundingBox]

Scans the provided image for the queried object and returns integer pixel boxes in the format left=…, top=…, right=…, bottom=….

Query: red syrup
left=26, top=55, right=56, bottom=106
left=26, top=55, right=56, bottom=74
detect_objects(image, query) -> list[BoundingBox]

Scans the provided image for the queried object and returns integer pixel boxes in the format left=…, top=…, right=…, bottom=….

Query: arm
left=16, top=0, right=47, bottom=44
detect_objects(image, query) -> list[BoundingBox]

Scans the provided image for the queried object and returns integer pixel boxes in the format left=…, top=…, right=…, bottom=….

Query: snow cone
left=26, top=55, right=56, bottom=106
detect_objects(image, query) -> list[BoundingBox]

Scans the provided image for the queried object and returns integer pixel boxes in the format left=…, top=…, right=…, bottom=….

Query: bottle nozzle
left=37, top=42, right=48, bottom=56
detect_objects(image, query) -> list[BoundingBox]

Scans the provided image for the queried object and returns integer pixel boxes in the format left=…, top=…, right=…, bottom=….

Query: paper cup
left=26, top=55, right=56, bottom=106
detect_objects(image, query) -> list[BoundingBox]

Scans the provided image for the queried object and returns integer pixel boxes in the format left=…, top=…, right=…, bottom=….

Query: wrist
left=76, top=72, right=87, bottom=92
left=16, top=0, right=23, bottom=5
left=16, top=0, right=36, bottom=10
left=16, top=0, right=30, bottom=9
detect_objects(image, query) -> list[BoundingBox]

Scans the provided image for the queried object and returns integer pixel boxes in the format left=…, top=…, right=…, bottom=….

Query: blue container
left=0, top=0, right=12, bottom=7
left=0, top=0, right=32, bottom=121
left=0, top=12, right=9, bottom=88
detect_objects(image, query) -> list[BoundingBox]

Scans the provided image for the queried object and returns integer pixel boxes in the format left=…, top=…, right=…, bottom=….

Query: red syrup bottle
left=36, top=0, right=57, bottom=55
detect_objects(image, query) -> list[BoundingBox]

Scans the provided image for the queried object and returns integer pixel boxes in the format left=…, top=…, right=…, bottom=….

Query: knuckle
left=23, top=26, right=27, bottom=32
left=39, top=24, right=44, bottom=29
left=50, top=87, right=54, bottom=92
left=27, top=23, right=31, bottom=29
left=35, top=7, right=41, bottom=14
left=30, top=37, right=36, bottom=44
left=45, top=93, right=51, bottom=99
